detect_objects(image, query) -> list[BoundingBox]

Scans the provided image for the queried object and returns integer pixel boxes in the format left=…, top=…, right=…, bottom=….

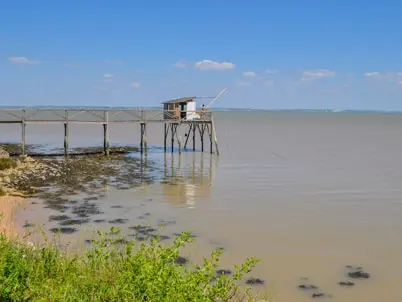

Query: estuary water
left=2, top=111, right=402, bottom=301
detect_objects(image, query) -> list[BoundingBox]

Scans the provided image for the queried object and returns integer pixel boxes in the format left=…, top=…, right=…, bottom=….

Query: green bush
left=0, top=158, right=16, bottom=171
left=0, top=187, right=5, bottom=196
left=0, top=229, right=260, bottom=301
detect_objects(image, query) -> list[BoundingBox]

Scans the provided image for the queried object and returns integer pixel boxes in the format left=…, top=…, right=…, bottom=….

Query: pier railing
left=0, top=108, right=212, bottom=124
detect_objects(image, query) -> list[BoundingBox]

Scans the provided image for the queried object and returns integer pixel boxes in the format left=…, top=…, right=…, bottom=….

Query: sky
left=0, top=0, right=401, bottom=110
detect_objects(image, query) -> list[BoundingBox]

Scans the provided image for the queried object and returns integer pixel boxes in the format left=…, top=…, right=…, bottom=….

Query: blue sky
left=0, top=0, right=401, bottom=110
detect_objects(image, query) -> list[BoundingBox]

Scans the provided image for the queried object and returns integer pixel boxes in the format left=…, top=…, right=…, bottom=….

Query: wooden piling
left=184, top=123, right=192, bottom=150
left=164, top=123, right=167, bottom=152
left=144, top=123, right=147, bottom=153
left=64, top=123, right=69, bottom=156
left=211, top=118, right=219, bottom=156
left=21, top=109, right=26, bottom=156
left=103, top=111, right=110, bottom=156
left=192, top=122, right=196, bottom=151
left=198, top=124, right=205, bottom=152
left=171, top=124, right=174, bottom=152
left=140, top=123, right=144, bottom=153
left=208, top=124, right=213, bottom=154
left=177, top=124, right=182, bottom=154
left=21, top=122, right=26, bottom=156
left=64, top=110, right=69, bottom=156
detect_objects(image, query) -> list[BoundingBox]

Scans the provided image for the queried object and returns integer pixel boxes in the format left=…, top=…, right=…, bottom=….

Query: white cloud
left=301, top=69, right=336, bottom=81
left=8, top=56, right=39, bottom=65
left=103, top=73, right=114, bottom=78
left=173, top=60, right=188, bottom=68
left=265, top=69, right=279, bottom=74
left=237, top=81, right=250, bottom=86
left=364, top=72, right=381, bottom=77
left=243, top=71, right=257, bottom=77
left=195, top=59, right=235, bottom=71
left=131, top=81, right=141, bottom=89
left=364, top=71, right=402, bottom=84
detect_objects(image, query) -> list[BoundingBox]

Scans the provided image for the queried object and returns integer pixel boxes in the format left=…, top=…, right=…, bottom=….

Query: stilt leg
left=21, top=122, right=26, bottom=156
left=184, top=124, right=192, bottom=150
left=171, top=124, right=175, bottom=153
left=103, top=123, right=110, bottom=156
left=192, top=122, right=196, bottom=151
left=64, top=123, right=69, bottom=157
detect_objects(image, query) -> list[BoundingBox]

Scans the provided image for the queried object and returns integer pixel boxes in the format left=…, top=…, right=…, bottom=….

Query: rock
left=348, top=270, right=370, bottom=279
left=108, top=218, right=128, bottom=224
left=298, top=284, right=319, bottom=291
left=0, top=148, right=9, bottom=159
left=216, top=269, right=232, bottom=276
left=311, top=293, right=325, bottom=298
left=174, top=256, right=189, bottom=265
left=245, top=278, right=265, bottom=285
left=339, top=281, right=355, bottom=287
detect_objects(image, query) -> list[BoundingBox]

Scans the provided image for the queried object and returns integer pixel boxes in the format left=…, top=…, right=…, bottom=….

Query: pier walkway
left=0, top=106, right=219, bottom=156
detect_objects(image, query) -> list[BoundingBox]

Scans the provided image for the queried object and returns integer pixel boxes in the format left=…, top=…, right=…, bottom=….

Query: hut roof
left=162, top=97, right=196, bottom=104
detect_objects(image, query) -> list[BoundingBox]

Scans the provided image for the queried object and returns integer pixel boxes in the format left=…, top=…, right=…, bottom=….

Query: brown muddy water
left=2, top=111, right=402, bottom=301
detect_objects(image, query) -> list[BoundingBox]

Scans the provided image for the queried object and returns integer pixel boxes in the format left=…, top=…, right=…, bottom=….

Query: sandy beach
left=0, top=195, right=24, bottom=239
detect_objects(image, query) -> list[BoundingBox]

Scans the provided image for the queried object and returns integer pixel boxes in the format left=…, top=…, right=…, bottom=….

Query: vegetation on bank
left=0, top=229, right=261, bottom=301
left=0, top=158, right=17, bottom=171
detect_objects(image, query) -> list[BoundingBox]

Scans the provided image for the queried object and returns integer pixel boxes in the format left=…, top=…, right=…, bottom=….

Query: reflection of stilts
left=161, top=152, right=217, bottom=207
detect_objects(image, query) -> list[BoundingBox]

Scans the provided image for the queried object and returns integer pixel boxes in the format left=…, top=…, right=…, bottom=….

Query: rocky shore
left=0, top=143, right=156, bottom=236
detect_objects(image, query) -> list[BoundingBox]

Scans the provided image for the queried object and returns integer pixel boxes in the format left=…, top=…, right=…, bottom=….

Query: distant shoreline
left=0, top=105, right=401, bottom=114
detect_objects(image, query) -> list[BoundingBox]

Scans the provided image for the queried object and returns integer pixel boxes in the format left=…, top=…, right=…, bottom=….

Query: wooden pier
left=0, top=97, right=220, bottom=156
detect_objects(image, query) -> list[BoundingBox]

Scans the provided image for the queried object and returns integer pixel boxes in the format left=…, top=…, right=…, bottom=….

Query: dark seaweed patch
left=49, top=215, right=71, bottom=222
left=174, top=256, right=189, bottom=265
left=50, top=227, right=77, bottom=234
left=298, top=284, right=318, bottom=291
left=339, top=281, right=355, bottom=287
left=245, top=278, right=265, bottom=285
left=216, top=269, right=232, bottom=276
left=59, top=219, right=89, bottom=226
left=108, top=218, right=128, bottom=224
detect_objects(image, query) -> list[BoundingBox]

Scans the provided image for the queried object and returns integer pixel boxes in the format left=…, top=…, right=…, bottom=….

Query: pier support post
left=184, top=123, right=192, bottom=150
left=198, top=123, right=205, bottom=152
left=171, top=124, right=175, bottom=153
left=103, top=111, right=110, bottom=156
left=192, top=122, right=196, bottom=151
left=64, top=110, right=69, bottom=157
left=21, top=122, right=26, bottom=156
left=211, top=118, right=220, bottom=156
left=164, top=123, right=167, bottom=152
left=64, top=123, right=69, bottom=156
left=21, top=109, right=26, bottom=156
left=208, top=123, right=213, bottom=154
left=144, top=123, right=147, bottom=153
left=140, top=123, right=147, bottom=154
left=177, top=124, right=182, bottom=154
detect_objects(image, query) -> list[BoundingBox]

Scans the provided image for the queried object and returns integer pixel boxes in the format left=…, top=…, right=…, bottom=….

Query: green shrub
left=0, top=229, right=260, bottom=301
left=0, top=187, right=5, bottom=196
left=0, top=158, right=16, bottom=171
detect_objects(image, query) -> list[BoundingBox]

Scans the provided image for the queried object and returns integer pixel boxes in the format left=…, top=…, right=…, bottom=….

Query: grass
left=0, top=158, right=17, bottom=171
left=0, top=228, right=261, bottom=301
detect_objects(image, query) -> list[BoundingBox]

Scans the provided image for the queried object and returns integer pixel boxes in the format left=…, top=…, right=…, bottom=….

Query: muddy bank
left=0, top=143, right=157, bottom=235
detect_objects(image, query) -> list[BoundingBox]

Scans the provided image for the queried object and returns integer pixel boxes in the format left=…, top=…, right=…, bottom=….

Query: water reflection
left=160, top=153, right=217, bottom=208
